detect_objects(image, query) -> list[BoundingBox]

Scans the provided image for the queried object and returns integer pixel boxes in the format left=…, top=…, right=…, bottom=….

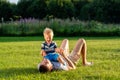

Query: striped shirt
left=41, top=41, right=57, bottom=54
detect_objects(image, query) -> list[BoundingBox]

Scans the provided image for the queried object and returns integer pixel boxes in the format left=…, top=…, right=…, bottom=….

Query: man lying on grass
left=38, top=39, right=93, bottom=72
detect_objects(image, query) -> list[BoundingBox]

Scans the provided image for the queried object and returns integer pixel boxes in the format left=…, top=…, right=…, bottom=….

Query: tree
left=72, top=0, right=90, bottom=19
left=17, top=0, right=33, bottom=18
left=80, top=0, right=120, bottom=23
left=28, top=0, right=47, bottom=19
left=47, top=0, right=75, bottom=19
left=0, top=0, right=13, bottom=21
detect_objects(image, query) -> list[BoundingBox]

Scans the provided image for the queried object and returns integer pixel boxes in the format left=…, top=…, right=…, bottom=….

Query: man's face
left=44, top=34, right=53, bottom=44
left=40, top=58, right=53, bottom=71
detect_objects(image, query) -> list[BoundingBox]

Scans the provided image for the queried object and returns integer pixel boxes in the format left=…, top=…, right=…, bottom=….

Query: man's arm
left=55, top=48, right=63, bottom=54
left=61, top=53, right=76, bottom=70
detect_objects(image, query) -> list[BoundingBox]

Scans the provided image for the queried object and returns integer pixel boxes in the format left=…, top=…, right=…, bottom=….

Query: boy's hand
left=41, top=50, right=46, bottom=56
left=42, top=52, right=46, bottom=56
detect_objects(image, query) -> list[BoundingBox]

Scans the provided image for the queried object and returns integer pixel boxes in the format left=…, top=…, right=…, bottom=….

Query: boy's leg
left=68, top=39, right=92, bottom=65
left=44, top=53, right=65, bottom=65
left=60, top=39, right=69, bottom=56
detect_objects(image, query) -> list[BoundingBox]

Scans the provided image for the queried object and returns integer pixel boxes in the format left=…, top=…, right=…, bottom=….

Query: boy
left=41, top=28, right=65, bottom=65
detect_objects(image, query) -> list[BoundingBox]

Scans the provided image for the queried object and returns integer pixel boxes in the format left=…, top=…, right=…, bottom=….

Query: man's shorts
left=44, top=53, right=59, bottom=62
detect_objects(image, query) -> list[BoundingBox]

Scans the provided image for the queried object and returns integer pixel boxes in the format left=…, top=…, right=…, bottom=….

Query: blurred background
left=0, top=0, right=120, bottom=36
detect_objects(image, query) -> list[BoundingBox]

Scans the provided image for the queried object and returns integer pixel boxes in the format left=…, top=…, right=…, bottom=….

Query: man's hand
left=55, top=48, right=64, bottom=54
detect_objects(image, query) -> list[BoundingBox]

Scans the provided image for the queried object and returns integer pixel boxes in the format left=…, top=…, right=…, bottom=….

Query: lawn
left=0, top=37, right=120, bottom=80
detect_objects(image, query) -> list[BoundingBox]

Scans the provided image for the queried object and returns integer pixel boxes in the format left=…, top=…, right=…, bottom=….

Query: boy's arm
left=41, top=50, right=46, bottom=56
left=41, top=42, right=47, bottom=56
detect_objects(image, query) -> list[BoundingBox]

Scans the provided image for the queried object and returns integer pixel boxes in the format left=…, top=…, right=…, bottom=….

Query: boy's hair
left=43, top=28, right=54, bottom=37
left=39, top=64, right=50, bottom=73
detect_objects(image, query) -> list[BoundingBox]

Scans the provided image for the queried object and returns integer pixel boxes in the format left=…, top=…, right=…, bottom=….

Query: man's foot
left=83, top=62, right=93, bottom=66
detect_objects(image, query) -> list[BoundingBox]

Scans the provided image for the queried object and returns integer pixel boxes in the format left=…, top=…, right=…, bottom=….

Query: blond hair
left=43, top=28, right=54, bottom=37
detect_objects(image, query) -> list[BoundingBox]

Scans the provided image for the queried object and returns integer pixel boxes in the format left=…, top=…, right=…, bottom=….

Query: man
left=38, top=39, right=93, bottom=73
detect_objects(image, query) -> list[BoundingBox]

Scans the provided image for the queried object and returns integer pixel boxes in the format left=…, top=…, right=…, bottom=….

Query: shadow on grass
left=0, top=36, right=120, bottom=42
left=0, top=36, right=44, bottom=42
left=0, top=36, right=70, bottom=42
left=0, top=67, right=39, bottom=78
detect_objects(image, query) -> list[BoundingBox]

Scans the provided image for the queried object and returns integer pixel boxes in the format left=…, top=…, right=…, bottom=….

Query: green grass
left=0, top=37, right=120, bottom=80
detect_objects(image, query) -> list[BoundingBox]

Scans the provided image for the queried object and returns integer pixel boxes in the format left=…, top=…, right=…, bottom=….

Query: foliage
left=0, top=19, right=120, bottom=36
left=28, top=0, right=47, bottom=19
left=47, top=0, right=75, bottom=19
left=0, top=0, right=13, bottom=21
left=0, top=0, right=120, bottom=23
left=17, top=0, right=33, bottom=18
left=80, top=0, right=120, bottom=23
left=72, top=0, right=90, bottom=19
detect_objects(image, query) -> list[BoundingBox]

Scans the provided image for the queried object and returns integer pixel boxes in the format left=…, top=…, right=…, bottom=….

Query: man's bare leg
left=60, top=39, right=76, bottom=69
left=80, top=39, right=92, bottom=65
left=68, top=39, right=92, bottom=65
left=60, top=39, right=69, bottom=56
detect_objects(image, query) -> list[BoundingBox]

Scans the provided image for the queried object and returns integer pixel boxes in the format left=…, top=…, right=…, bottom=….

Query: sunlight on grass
left=0, top=37, right=120, bottom=80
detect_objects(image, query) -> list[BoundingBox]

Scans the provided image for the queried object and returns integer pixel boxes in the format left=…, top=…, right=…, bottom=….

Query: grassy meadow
left=0, top=36, right=120, bottom=80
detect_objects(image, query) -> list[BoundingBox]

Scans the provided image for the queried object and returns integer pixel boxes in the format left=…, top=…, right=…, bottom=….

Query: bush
left=0, top=18, right=120, bottom=36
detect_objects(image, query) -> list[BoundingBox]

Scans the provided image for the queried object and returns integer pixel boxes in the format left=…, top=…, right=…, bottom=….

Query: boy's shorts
left=44, top=53, right=59, bottom=62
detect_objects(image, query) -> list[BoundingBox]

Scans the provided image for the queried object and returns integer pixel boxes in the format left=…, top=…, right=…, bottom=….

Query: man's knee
left=78, top=38, right=86, bottom=43
left=63, top=39, right=68, bottom=43
left=61, top=39, right=69, bottom=46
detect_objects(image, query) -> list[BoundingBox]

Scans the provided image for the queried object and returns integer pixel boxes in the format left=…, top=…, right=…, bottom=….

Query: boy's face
left=44, top=34, right=53, bottom=44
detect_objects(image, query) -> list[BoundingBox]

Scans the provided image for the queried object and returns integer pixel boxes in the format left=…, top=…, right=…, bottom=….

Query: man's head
left=39, top=58, right=53, bottom=73
left=43, top=28, right=54, bottom=44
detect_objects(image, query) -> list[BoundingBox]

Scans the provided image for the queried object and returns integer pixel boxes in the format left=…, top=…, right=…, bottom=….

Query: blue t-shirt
left=41, top=41, right=57, bottom=54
